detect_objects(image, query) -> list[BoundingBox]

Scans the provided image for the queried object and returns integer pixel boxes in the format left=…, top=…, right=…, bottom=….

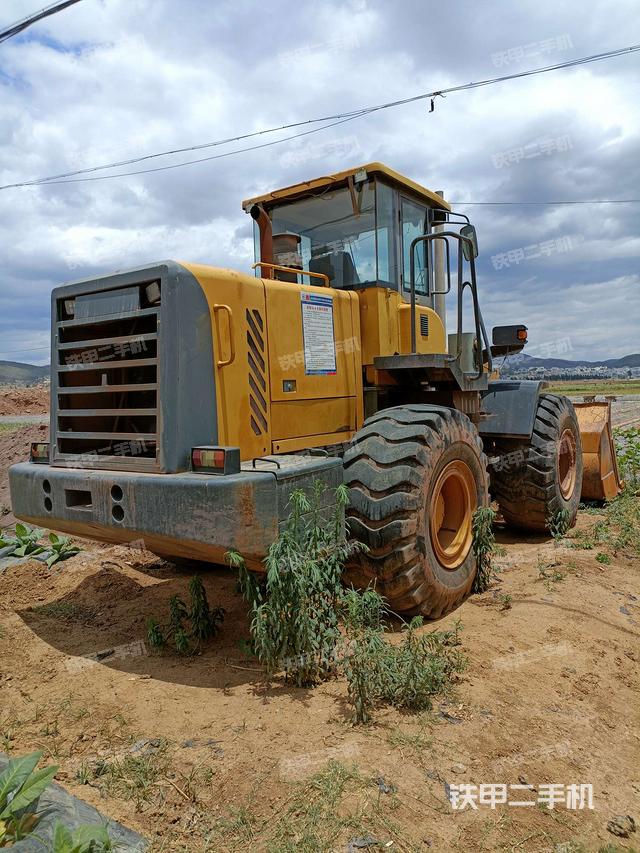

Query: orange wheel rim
left=429, top=460, right=477, bottom=570
left=558, top=428, right=577, bottom=499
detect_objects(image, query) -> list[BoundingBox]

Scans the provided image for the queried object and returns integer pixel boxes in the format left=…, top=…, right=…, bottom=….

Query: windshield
left=265, top=181, right=396, bottom=289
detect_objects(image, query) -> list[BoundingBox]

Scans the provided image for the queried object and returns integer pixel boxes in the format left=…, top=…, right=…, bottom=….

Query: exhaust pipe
left=434, top=190, right=447, bottom=338
left=250, top=204, right=274, bottom=278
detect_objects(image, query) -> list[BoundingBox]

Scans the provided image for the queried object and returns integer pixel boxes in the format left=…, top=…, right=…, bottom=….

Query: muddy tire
left=343, top=405, right=489, bottom=619
left=489, top=393, right=583, bottom=532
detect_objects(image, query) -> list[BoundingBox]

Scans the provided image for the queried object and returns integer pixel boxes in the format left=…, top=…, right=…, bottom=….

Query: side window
left=401, top=198, right=428, bottom=295
left=375, top=181, right=399, bottom=287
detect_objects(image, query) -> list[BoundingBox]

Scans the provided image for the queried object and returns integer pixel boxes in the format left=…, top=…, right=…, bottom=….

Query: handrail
left=252, top=262, right=330, bottom=287
left=408, top=231, right=492, bottom=379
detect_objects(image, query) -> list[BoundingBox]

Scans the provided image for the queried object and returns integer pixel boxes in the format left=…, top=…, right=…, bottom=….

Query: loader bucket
left=573, top=401, right=623, bottom=501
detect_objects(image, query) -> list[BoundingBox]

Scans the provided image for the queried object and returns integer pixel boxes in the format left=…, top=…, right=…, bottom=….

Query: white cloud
left=0, top=0, right=639, bottom=363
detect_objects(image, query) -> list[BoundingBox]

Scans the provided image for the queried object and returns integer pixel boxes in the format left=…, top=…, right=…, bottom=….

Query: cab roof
left=242, top=162, right=451, bottom=212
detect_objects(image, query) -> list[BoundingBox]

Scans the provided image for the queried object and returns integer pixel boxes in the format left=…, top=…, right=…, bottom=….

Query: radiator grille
left=246, top=308, right=268, bottom=436
left=420, top=314, right=429, bottom=337
left=53, top=282, right=161, bottom=470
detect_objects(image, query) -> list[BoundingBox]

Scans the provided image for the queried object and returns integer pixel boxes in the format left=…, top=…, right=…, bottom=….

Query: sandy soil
left=0, top=422, right=48, bottom=527
left=0, top=426, right=638, bottom=852
left=0, top=384, right=50, bottom=416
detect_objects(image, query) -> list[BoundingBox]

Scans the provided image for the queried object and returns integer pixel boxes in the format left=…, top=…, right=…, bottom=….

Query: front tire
left=489, top=393, right=583, bottom=532
left=343, top=405, right=489, bottom=619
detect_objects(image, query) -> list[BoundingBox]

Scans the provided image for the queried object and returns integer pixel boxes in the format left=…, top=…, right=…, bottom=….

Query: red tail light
left=30, top=442, right=50, bottom=464
left=191, top=446, right=240, bottom=475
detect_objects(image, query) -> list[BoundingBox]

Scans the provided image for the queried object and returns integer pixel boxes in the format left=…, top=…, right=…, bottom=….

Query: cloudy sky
left=0, top=0, right=639, bottom=364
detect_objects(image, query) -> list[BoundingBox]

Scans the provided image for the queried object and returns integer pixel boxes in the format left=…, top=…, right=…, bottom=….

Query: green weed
left=472, top=506, right=497, bottom=593
left=232, top=483, right=359, bottom=687
left=0, top=751, right=58, bottom=846
left=548, top=508, right=571, bottom=539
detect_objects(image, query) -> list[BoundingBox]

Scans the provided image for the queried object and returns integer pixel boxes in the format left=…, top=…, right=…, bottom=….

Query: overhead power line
left=454, top=199, right=640, bottom=205
left=0, top=0, right=84, bottom=45
left=0, top=346, right=50, bottom=354
left=1, top=41, right=639, bottom=190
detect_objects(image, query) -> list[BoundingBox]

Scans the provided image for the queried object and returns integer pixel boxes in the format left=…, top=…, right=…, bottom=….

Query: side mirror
left=460, top=224, right=479, bottom=261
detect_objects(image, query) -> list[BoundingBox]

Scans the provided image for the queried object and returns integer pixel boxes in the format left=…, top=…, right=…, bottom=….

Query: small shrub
left=595, top=552, right=611, bottom=565
left=384, top=616, right=465, bottom=712
left=231, top=481, right=468, bottom=722
left=340, top=589, right=467, bottom=724
left=188, top=575, right=225, bottom=641
left=147, top=582, right=225, bottom=657
left=168, top=595, right=188, bottom=634
left=0, top=751, right=58, bottom=846
left=42, top=532, right=81, bottom=568
left=51, top=821, right=115, bottom=852
left=537, top=559, right=565, bottom=591
left=0, top=524, right=45, bottom=558
left=232, top=483, right=361, bottom=687
left=548, top=508, right=571, bottom=539
left=146, top=617, right=166, bottom=650
left=472, top=506, right=497, bottom=593
left=173, top=627, right=191, bottom=656
left=341, top=588, right=390, bottom=724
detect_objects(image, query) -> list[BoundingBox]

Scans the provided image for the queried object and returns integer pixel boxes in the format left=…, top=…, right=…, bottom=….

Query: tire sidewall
left=418, top=438, right=488, bottom=592
left=548, top=401, right=583, bottom=518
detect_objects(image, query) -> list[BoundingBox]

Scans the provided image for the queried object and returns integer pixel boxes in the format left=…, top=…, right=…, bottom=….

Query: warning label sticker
left=300, top=292, right=336, bottom=375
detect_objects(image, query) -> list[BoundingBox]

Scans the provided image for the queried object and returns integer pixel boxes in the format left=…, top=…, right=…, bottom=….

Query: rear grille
left=420, top=314, right=429, bottom=337
left=53, top=281, right=161, bottom=470
left=246, top=308, right=268, bottom=436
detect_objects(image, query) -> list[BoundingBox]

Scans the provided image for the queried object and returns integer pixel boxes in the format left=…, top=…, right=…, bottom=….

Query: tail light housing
left=191, top=446, right=241, bottom=475
left=30, top=442, right=50, bottom=464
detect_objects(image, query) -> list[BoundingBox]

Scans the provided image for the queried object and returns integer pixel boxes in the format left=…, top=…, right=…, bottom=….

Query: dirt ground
left=0, top=422, right=49, bottom=527
left=0, top=425, right=638, bottom=853
left=0, top=383, right=50, bottom=416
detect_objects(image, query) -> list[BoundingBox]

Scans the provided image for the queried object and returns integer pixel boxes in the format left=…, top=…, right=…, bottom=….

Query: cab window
left=401, top=198, right=428, bottom=295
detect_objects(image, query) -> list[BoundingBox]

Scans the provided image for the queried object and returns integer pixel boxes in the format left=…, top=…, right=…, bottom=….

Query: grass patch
left=0, top=710, right=23, bottom=751
left=568, top=492, right=640, bottom=557
left=0, top=422, right=30, bottom=435
left=31, top=601, right=82, bottom=620
left=83, top=742, right=171, bottom=810
left=615, top=426, right=640, bottom=493
left=537, top=558, right=565, bottom=591
left=546, top=379, right=640, bottom=396
left=206, top=761, right=409, bottom=852
left=386, top=727, right=432, bottom=756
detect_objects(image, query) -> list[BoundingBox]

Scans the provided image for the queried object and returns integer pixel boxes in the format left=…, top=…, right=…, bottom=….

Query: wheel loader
left=9, top=162, right=622, bottom=617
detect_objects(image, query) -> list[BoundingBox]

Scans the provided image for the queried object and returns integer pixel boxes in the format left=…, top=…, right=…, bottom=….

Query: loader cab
left=243, top=162, right=452, bottom=307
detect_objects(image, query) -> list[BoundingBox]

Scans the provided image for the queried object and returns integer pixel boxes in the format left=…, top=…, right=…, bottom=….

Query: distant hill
left=505, top=353, right=640, bottom=370
left=0, top=360, right=50, bottom=385
left=1, top=353, right=639, bottom=385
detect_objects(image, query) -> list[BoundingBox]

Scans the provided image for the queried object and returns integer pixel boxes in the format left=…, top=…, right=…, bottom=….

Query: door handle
left=213, top=304, right=235, bottom=367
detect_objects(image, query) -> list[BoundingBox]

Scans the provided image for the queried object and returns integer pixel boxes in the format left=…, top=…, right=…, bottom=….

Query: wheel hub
left=558, top=428, right=577, bottom=499
left=429, top=460, right=477, bottom=570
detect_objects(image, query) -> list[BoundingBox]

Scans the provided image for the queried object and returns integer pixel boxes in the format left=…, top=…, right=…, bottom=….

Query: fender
left=479, top=380, right=546, bottom=439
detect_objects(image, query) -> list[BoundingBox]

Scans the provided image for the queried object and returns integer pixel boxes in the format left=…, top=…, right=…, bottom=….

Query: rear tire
left=489, top=393, right=583, bottom=532
left=343, top=405, right=489, bottom=619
